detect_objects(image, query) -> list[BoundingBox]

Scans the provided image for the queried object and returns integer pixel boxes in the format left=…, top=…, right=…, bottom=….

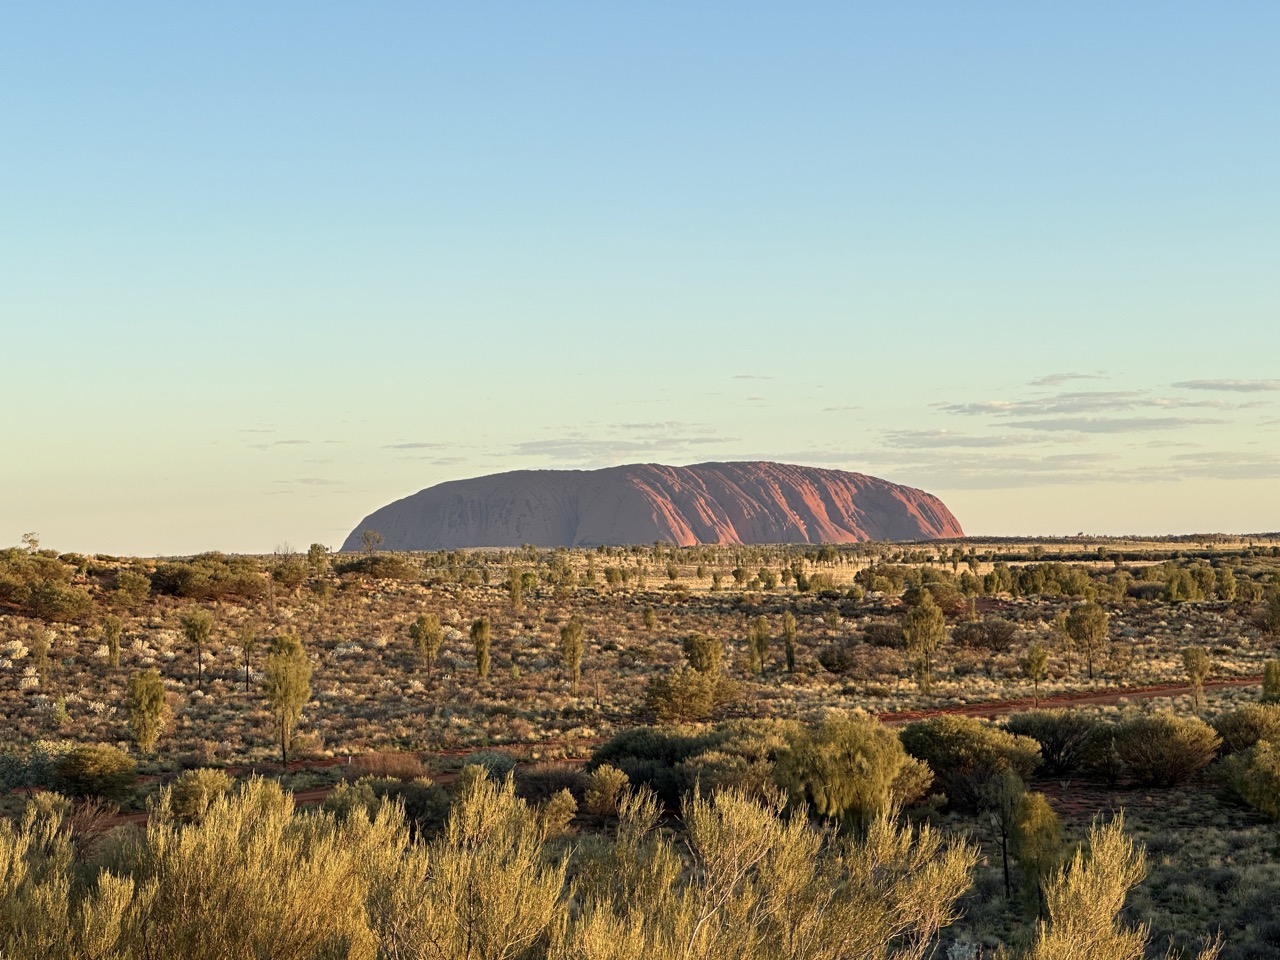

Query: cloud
left=1006, top=416, right=1225, bottom=433
left=822, top=405, right=863, bottom=412
left=383, top=442, right=448, bottom=450
left=939, top=391, right=1146, bottom=417
left=731, top=374, right=772, bottom=380
left=1027, top=373, right=1108, bottom=387
left=1171, top=379, right=1280, bottom=392
left=510, top=433, right=736, bottom=463
left=882, top=430, right=1040, bottom=449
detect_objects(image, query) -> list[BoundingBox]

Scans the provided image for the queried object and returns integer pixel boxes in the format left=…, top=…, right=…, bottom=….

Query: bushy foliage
left=463, top=751, right=518, bottom=780
left=951, top=618, right=1018, bottom=651
left=775, top=715, right=932, bottom=828
left=583, top=764, right=630, bottom=815
left=152, top=552, right=266, bottom=601
left=1112, top=712, right=1220, bottom=786
left=643, top=665, right=717, bottom=724
left=0, top=548, right=93, bottom=622
left=158, top=767, right=234, bottom=823
left=1218, top=737, right=1280, bottom=820
left=1004, top=710, right=1100, bottom=776
left=49, top=744, right=136, bottom=802
left=900, top=715, right=1041, bottom=810
left=1212, top=703, right=1280, bottom=754
left=332, top=553, right=419, bottom=580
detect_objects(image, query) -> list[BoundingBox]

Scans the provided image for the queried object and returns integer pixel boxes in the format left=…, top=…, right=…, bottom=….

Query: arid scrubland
left=2, top=534, right=1279, bottom=957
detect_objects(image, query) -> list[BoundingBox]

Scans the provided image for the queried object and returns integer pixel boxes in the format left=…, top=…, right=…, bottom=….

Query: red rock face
left=341, top=461, right=963, bottom=550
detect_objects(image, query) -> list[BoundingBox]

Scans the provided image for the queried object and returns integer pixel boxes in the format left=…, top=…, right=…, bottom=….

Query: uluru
left=341, top=461, right=962, bottom=550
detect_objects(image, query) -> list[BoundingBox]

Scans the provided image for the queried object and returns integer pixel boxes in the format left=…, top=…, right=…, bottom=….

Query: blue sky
left=3, top=3, right=1278, bottom=554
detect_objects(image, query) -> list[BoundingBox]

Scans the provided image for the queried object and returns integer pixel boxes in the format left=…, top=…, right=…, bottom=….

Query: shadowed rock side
left=342, top=462, right=962, bottom=550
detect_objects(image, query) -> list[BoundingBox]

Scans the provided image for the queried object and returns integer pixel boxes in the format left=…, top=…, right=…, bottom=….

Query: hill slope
left=341, top=461, right=962, bottom=550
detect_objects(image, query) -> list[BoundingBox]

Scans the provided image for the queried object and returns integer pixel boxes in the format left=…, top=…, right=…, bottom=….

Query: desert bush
left=112, top=568, right=153, bottom=608
left=951, top=618, right=1018, bottom=651
left=900, top=715, right=1040, bottom=811
left=538, top=789, right=577, bottom=836
left=1263, top=659, right=1280, bottom=703
left=1112, top=712, right=1220, bottom=786
left=862, top=621, right=904, bottom=647
left=817, top=639, right=859, bottom=674
left=683, top=632, right=723, bottom=675
left=1025, top=814, right=1148, bottom=960
left=161, top=768, right=234, bottom=824
left=152, top=552, right=266, bottom=601
left=1004, top=710, right=1100, bottom=776
left=643, top=665, right=716, bottom=724
left=50, top=744, right=136, bottom=802
left=583, top=764, right=630, bottom=815
left=516, top=761, right=587, bottom=803
left=1218, top=738, right=1280, bottom=820
left=332, top=553, right=418, bottom=580
left=463, top=750, right=518, bottom=780
left=775, top=714, right=933, bottom=828
left=350, top=751, right=429, bottom=781
left=1212, top=704, right=1280, bottom=754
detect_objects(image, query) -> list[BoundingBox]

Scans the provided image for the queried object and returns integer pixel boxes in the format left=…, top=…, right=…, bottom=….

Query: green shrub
left=1219, top=738, right=1280, bottom=819
left=463, top=750, right=518, bottom=780
left=1003, top=710, right=1100, bottom=776
left=582, top=765, right=630, bottom=816
left=50, top=744, right=136, bottom=802
left=643, top=666, right=716, bottom=723
left=165, top=768, right=234, bottom=823
left=332, top=554, right=419, bottom=581
left=152, top=553, right=266, bottom=601
left=900, top=715, right=1041, bottom=811
left=1112, top=712, right=1219, bottom=786
left=776, top=715, right=933, bottom=827
left=1212, top=704, right=1280, bottom=754
left=515, top=762, right=587, bottom=803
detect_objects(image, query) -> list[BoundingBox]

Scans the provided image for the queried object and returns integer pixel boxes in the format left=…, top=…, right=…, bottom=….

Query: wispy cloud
left=383, top=441, right=448, bottom=450
left=1172, top=379, right=1280, bottom=393
left=732, top=374, right=772, bottom=381
left=1006, top=416, right=1225, bottom=433
left=1027, top=372, right=1108, bottom=387
left=822, top=405, right=862, bottom=412
left=882, top=429, right=1039, bottom=449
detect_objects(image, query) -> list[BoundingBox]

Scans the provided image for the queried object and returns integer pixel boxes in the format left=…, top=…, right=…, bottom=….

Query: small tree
left=642, top=606, right=657, bottom=634
left=471, top=617, right=491, bottom=678
left=29, top=628, right=51, bottom=684
left=179, top=608, right=214, bottom=691
left=782, top=610, right=797, bottom=673
left=262, top=633, right=313, bottom=770
left=409, top=613, right=443, bottom=676
left=1064, top=601, right=1108, bottom=681
left=1013, top=790, right=1062, bottom=916
left=683, top=632, right=723, bottom=676
left=558, top=620, right=584, bottom=695
left=775, top=714, right=932, bottom=830
left=238, top=628, right=258, bottom=693
left=102, top=614, right=123, bottom=669
left=746, top=615, right=769, bottom=675
left=125, top=668, right=170, bottom=753
left=902, top=590, right=945, bottom=693
left=1023, top=642, right=1049, bottom=706
left=361, top=529, right=384, bottom=554
left=1263, top=590, right=1280, bottom=636
left=1182, top=646, right=1212, bottom=710
left=1264, top=659, right=1280, bottom=704
left=982, top=769, right=1026, bottom=900
left=508, top=567, right=523, bottom=610
left=306, top=542, right=330, bottom=574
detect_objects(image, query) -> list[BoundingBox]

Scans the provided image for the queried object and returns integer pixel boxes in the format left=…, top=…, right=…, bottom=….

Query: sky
left=2, top=3, right=1278, bottom=555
